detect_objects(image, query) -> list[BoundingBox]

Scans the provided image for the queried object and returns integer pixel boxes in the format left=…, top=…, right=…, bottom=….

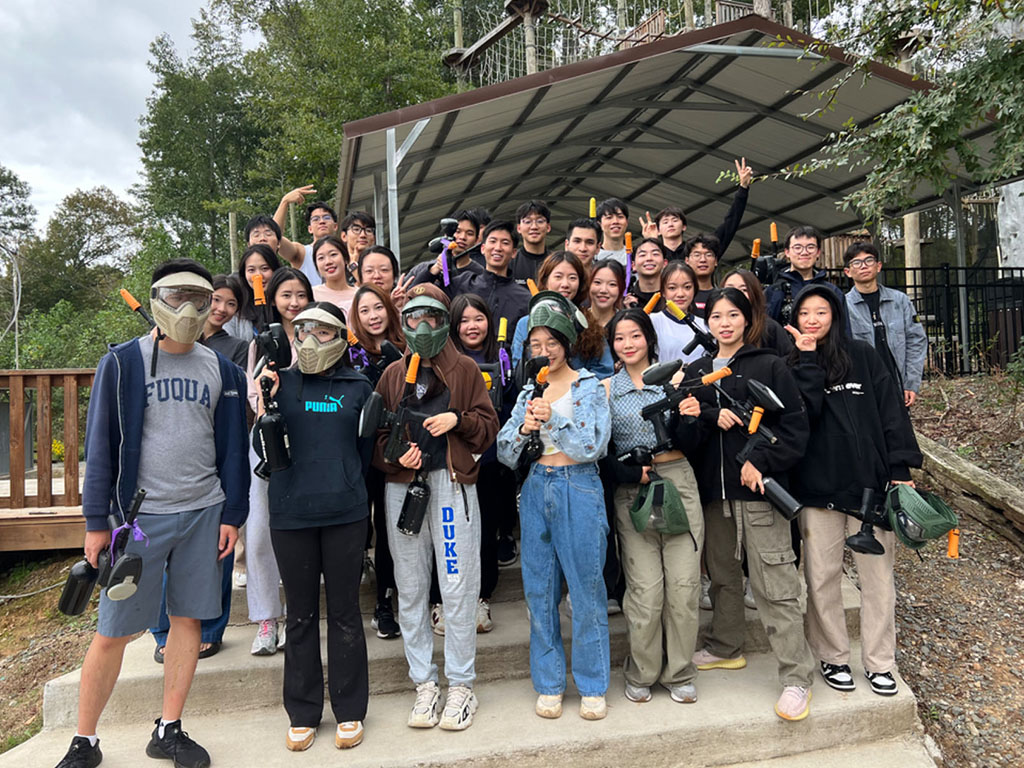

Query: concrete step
left=10, top=646, right=923, bottom=768
left=719, top=737, right=936, bottom=767
left=229, top=554, right=526, bottom=623
left=42, top=578, right=862, bottom=729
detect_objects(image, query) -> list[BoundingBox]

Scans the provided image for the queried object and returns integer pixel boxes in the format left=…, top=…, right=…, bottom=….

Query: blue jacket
left=497, top=368, right=611, bottom=467
left=845, top=284, right=928, bottom=393
left=82, top=337, right=251, bottom=531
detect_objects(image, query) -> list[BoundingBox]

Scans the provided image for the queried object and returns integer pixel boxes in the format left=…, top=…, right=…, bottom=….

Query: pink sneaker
left=692, top=648, right=746, bottom=670
left=775, top=686, right=811, bottom=721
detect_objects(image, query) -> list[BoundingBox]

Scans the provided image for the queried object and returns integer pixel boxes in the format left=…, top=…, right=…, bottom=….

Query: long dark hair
left=660, top=261, right=697, bottom=313
left=607, top=308, right=659, bottom=366
left=236, top=244, right=283, bottom=323
left=312, top=235, right=348, bottom=280
left=450, top=293, right=498, bottom=361
left=266, top=267, right=313, bottom=325
left=588, top=258, right=627, bottom=316
left=722, top=268, right=767, bottom=348
left=786, top=287, right=851, bottom=386
left=705, top=287, right=756, bottom=346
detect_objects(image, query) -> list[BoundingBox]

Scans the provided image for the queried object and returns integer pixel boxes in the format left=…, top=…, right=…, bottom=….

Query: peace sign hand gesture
left=785, top=325, right=817, bottom=352
left=639, top=211, right=658, bottom=238
left=391, top=272, right=417, bottom=310
left=735, top=157, right=754, bottom=189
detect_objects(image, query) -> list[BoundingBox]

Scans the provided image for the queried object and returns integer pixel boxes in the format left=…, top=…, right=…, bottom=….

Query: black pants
left=365, top=467, right=397, bottom=603
left=598, top=460, right=625, bottom=603
left=271, top=518, right=369, bottom=726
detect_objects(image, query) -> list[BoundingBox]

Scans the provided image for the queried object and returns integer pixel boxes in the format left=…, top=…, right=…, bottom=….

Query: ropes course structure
left=453, top=0, right=834, bottom=88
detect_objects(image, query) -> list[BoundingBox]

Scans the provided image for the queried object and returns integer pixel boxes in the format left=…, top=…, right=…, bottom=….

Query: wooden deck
left=1, top=369, right=93, bottom=551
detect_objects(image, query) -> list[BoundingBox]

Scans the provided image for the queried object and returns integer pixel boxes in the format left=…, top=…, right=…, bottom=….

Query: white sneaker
left=251, top=620, right=278, bottom=656
left=700, top=574, right=713, bottom=610
left=430, top=604, right=445, bottom=636
left=744, top=578, right=757, bottom=610
left=408, top=681, right=441, bottom=728
left=439, top=685, right=478, bottom=731
left=233, top=570, right=247, bottom=588
left=476, top=599, right=493, bottom=633
left=580, top=695, right=607, bottom=720
left=277, top=620, right=287, bottom=649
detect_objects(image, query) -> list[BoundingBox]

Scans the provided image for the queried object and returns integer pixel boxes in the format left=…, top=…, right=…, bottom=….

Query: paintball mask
left=149, top=272, right=213, bottom=344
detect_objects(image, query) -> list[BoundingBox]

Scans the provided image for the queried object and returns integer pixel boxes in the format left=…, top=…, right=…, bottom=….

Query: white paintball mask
left=293, top=305, right=348, bottom=374
left=149, top=272, right=214, bottom=344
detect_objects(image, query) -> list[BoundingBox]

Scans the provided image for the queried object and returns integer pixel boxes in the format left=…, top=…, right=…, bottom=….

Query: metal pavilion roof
left=335, top=14, right=991, bottom=269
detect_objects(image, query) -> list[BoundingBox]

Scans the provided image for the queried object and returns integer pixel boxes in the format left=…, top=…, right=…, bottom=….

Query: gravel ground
left=883, top=375, right=1024, bottom=768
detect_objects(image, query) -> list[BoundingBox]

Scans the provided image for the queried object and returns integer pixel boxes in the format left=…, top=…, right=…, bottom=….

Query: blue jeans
left=151, top=550, right=233, bottom=646
left=520, top=463, right=610, bottom=697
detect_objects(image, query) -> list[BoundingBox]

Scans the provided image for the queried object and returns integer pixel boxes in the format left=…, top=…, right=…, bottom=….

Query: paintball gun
left=624, top=232, right=633, bottom=297
left=120, top=288, right=163, bottom=377
left=751, top=222, right=786, bottom=287
left=428, top=217, right=459, bottom=287
left=497, top=317, right=512, bottom=386
left=59, top=488, right=148, bottom=615
left=517, top=356, right=550, bottom=473
left=616, top=361, right=731, bottom=464
left=664, top=300, right=717, bottom=357
left=358, top=354, right=433, bottom=535
left=841, top=487, right=890, bottom=555
left=710, top=374, right=805, bottom=521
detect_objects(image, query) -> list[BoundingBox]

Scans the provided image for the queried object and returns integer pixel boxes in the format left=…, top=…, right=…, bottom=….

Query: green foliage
left=0, top=163, right=36, bottom=258
left=138, top=7, right=267, bottom=262
left=214, top=0, right=456, bottom=204
left=793, top=0, right=1024, bottom=224
left=17, top=187, right=138, bottom=316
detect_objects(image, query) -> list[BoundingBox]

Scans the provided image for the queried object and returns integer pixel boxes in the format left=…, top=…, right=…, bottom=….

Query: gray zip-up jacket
left=845, top=285, right=927, bottom=394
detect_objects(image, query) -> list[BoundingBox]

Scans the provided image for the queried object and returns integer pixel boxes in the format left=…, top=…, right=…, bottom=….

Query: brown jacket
left=372, top=339, right=499, bottom=484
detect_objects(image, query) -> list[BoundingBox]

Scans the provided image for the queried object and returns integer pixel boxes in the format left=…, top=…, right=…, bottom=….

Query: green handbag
left=630, top=471, right=693, bottom=541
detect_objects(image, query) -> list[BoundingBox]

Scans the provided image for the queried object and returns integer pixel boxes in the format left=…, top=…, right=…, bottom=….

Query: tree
left=795, top=0, right=1024, bottom=224
left=217, top=0, right=455, bottom=210
left=18, top=187, right=138, bottom=315
left=0, top=163, right=36, bottom=259
left=138, top=7, right=267, bottom=262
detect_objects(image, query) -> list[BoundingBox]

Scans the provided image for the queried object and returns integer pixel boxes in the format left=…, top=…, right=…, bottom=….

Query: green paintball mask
left=401, top=295, right=450, bottom=359
left=886, top=484, right=958, bottom=550
left=526, top=291, right=588, bottom=346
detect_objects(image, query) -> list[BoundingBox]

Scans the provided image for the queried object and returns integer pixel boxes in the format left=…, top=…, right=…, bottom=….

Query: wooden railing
left=1, top=369, right=95, bottom=509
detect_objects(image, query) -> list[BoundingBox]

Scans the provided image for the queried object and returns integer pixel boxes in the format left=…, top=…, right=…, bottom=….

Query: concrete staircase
left=2, top=560, right=937, bottom=767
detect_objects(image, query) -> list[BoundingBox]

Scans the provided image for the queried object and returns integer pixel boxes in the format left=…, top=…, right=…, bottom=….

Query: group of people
left=56, top=170, right=930, bottom=768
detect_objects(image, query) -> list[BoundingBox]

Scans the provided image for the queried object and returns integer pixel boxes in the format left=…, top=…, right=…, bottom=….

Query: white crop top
left=540, top=389, right=574, bottom=455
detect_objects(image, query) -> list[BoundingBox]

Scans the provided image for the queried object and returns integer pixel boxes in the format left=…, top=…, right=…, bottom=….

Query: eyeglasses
left=848, top=256, right=878, bottom=269
left=529, top=339, right=564, bottom=355
left=520, top=218, right=548, bottom=227
left=788, top=244, right=819, bottom=255
left=310, top=215, right=335, bottom=224
left=348, top=225, right=375, bottom=235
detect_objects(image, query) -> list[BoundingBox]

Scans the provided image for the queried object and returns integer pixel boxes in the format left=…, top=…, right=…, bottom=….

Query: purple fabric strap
left=109, top=519, right=149, bottom=563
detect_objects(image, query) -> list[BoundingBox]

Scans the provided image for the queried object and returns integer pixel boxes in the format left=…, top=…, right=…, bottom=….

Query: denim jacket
left=845, top=285, right=927, bottom=393
left=497, top=368, right=611, bottom=467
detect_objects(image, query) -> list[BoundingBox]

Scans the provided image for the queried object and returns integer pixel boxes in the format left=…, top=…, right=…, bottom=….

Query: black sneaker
left=55, top=736, right=102, bottom=768
left=146, top=719, right=210, bottom=768
left=819, top=661, right=856, bottom=691
left=372, top=600, right=401, bottom=639
left=496, top=535, right=519, bottom=568
left=865, top=670, right=898, bottom=696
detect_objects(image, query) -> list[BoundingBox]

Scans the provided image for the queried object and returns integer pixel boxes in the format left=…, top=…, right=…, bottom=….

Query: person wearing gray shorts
left=55, top=259, right=250, bottom=768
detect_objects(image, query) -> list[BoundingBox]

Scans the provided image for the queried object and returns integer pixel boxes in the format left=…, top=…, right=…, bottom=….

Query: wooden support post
left=36, top=375, right=52, bottom=507
left=10, top=375, right=25, bottom=508
left=229, top=211, right=239, bottom=273
left=63, top=375, right=80, bottom=507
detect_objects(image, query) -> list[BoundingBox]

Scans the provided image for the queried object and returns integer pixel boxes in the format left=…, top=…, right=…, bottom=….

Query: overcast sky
left=0, top=1, right=208, bottom=229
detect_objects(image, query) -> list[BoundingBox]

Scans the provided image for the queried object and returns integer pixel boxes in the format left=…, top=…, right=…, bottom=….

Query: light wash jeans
left=520, top=463, right=610, bottom=697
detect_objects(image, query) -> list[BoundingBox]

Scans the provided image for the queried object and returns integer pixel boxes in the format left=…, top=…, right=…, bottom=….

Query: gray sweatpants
left=386, top=469, right=481, bottom=687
